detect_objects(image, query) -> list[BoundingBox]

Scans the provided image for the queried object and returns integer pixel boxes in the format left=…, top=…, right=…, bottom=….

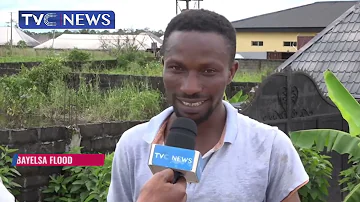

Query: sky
left=0, top=0, right=346, bottom=33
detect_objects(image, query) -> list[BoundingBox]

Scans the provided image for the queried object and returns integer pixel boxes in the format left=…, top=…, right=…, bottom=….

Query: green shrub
left=67, top=48, right=91, bottom=62
left=0, top=146, right=22, bottom=196
left=21, top=57, right=71, bottom=95
left=297, top=147, right=333, bottom=202
left=117, top=50, right=153, bottom=68
left=42, top=147, right=113, bottom=202
left=339, top=158, right=360, bottom=193
left=0, top=74, right=40, bottom=119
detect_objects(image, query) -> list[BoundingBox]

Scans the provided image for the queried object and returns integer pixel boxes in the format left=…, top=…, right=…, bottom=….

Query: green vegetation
left=290, top=70, right=360, bottom=202
left=0, top=56, right=163, bottom=128
left=0, top=146, right=21, bottom=196
left=297, top=147, right=333, bottom=202
left=42, top=147, right=113, bottom=202
left=0, top=47, right=114, bottom=63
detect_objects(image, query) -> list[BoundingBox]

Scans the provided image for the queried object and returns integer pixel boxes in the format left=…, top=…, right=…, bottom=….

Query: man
left=0, top=178, right=15, bottom=202
left=107, top=9, right=309, bottom=202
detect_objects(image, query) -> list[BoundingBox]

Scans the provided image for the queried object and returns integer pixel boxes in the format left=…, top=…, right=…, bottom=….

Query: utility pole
left=176, top=0, right=203, bottom=15
left=10, top=12, right=13, bottom=50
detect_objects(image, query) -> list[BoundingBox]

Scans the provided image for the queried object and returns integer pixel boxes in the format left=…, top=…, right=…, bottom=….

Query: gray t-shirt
left=107, top=101, right=309, bottom=202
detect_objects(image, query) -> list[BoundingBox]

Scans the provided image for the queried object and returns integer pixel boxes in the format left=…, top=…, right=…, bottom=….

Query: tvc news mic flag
left=148, top=144, right=204, bottom=183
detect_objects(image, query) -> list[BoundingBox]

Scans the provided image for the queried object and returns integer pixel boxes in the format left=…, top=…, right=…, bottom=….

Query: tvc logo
left=18, top=10, right=115, bottom=29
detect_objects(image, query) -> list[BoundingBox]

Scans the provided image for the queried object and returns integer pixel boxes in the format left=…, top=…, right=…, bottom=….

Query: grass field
left=0, top=47, right=115, bottom=62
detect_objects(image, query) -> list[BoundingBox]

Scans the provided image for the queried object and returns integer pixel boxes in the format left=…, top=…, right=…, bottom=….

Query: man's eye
left=171, top=66, right=182, bottom=71
left=204, top=69, right=215, bottom=73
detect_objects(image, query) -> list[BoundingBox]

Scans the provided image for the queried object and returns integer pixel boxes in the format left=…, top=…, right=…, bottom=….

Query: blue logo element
left=152, top=145, right=196, bottom=171
left=11, top=154, right=18, bottom=166
left=18, top=10, right=115, bottom=29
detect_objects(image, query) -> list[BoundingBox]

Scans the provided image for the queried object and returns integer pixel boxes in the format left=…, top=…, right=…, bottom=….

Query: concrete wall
left=237, top=52, right=267, bottom=59
left=0, top=59, right=284, bottom=75
left=237, top=58, right=285, bottom=70
left=0, top=121, right=145, bottom=202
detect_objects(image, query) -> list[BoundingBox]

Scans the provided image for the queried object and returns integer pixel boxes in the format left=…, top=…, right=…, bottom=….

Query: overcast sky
left=0, top=0, right=345, bottom=32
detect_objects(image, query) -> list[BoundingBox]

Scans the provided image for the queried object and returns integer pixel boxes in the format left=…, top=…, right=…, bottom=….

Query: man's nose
left=180, top=72, right=202, bottom=95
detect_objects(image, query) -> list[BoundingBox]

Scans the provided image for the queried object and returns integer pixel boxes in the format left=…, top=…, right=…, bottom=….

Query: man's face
left=162, top=31, right=238, bottom=124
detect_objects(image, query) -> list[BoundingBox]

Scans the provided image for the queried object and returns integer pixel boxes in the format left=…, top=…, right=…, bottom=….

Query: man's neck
left=165, top=102, right=227, bottom=155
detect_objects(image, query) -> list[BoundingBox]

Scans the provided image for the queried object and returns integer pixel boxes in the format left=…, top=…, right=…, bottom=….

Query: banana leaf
left=324, top=70, right=360, bottom=136
left=290, top=129, right=360, bottom=159
left=344, top=183, right=360, bottom=202
left=229, top=90, right=248, bottom=103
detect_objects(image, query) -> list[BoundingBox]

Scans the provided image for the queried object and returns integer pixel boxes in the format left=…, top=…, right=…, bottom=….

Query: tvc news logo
left=18, top=10, right=115, bottom=29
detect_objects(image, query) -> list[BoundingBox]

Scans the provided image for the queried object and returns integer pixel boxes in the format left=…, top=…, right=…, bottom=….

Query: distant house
left=0, top=26, right=40, bottom=47
left=231, top=1, right=357, bottom=60
left=276, top=2, right=360, bottom=100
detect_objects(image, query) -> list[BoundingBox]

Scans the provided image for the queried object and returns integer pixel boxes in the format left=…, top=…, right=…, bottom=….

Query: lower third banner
left=12, top=154, right=105, bottom=166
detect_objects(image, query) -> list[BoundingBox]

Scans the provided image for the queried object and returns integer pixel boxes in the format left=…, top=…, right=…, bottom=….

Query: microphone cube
left=148, top=144, right=203, bottom=183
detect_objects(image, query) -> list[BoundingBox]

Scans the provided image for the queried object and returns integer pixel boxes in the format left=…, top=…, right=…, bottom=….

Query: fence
left=241, top=68, right=350, bottom=202
left=0, top=58, right=283, bottom=73
left=0, top=71, right=257, bottom=129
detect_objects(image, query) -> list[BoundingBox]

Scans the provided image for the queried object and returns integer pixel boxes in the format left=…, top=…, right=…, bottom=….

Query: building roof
left=34, top=32, right=162, bottom=51
left=232, top=1, right=358, bottom=30
left=0, top=26, right=40, bottom=47
left=31, top=35, right=51, bottom=44
left=275, top=2, right=360, bottom=99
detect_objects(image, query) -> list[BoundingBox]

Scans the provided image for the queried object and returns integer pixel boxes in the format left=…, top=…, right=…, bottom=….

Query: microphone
left=148, top=117, right=204, bottom=183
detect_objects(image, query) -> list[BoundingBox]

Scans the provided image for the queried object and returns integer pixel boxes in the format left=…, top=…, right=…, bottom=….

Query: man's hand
left=137, top=169, right=187, bottom=202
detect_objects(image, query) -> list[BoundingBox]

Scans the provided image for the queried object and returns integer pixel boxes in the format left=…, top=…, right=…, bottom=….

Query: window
left=251, top=41, right=263, bottom=46
left=283, top=41, right=297, bottom=47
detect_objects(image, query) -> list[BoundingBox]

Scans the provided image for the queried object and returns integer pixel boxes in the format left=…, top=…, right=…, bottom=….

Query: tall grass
left=0, top=47, right=114, bottom=63
left=0, top=57, right=163, bottom=129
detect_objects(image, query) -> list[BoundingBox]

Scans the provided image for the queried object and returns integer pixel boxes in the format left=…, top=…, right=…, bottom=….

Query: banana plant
left=290, top=69, right=360, bottom=202
left=223, top=90, right=248, bottom=104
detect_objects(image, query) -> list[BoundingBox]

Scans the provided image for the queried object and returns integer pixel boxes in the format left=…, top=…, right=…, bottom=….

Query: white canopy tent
left=0, top=26, right=40, bottom=47
left=34, top=32, right=163, bottom=51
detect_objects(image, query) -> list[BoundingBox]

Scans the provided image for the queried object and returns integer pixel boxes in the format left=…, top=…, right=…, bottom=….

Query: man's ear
left=228, top=60, right=239, bottom=84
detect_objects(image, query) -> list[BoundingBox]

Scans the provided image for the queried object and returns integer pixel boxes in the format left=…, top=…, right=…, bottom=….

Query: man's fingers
left=174, top=176, right=187, bottom=189
left=156, top=169, right=175, bottom=182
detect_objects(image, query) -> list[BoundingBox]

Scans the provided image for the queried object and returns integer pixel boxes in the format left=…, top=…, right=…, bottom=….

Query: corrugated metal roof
left=276, top=2, right=360, bottom=99
left=34, top=32, right=162, bottom=51
left=232, top=1, right=358, bottom=29
left=0, top=26, right=40, bottom=47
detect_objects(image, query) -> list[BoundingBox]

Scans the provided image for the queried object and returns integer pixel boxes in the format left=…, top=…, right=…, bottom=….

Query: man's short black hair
left=161, top=9, right=236, bottom=63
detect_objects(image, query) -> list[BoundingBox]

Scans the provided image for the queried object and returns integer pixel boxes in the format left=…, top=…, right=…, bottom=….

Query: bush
left=339, top=158, right=360, bottom=193
left=67, top=48, right=91, bottom=62
left=297, top=147, right=333, bottom=202
left=117, top=50, right=154, bottom=68
left=0, top=146, right=22, bottom=196
left=42, top=147, right=113, bottom=202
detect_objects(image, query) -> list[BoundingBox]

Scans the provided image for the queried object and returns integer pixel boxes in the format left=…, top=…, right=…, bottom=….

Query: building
left=0, top=26, right=40, bottom=47
left=231, top=1, right=358, bottom=60
left=275, top=2, right=360, bottom=100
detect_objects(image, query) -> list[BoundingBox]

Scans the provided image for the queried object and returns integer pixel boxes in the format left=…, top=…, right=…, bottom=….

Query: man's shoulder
left=235, top=113, right=292, bottom=148
left=118, top=121, right=151, bottom=145
left=236, top=113, right=279, bottom=135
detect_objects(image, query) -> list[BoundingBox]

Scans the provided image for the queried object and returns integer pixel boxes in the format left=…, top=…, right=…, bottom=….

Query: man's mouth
left=180, top=101, right=205, bottom=107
